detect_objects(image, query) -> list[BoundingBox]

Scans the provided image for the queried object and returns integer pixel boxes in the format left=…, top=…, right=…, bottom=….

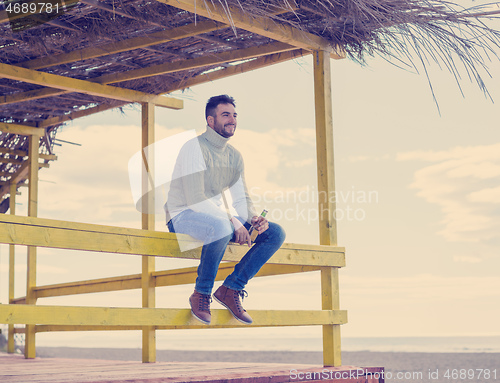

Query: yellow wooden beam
left=32, top=312, right=346, bottom=331
left=313, top=50, right=341, bottom=367
left=159, top=0, right=345, bottom=59
left=313, top=51, right=337, bottom=247
left=33, top=274, right=141, bottom=298
left=0, top=62, right=183, bottom=109
left=20, top=21, right=223, bottom=70
left=0, top=304, right=347, bottom=328
left=141, top=102, right=156, bottom=363
left=8, top=182, right=16, bottom=354
left=0, top=122, right=45, bottom=136
left=28, top=135, right=40, bottom=244
left=25, top=134, right=39, bottom=359
left=0, top=215, right=346, bottom=267
left=321, top=267, right=341, bottom=366
left=27, top=263, right=320, bottom=299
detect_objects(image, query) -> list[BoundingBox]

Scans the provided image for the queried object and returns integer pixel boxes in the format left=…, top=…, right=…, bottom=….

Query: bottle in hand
left=249, top=209, right=268, bottom=242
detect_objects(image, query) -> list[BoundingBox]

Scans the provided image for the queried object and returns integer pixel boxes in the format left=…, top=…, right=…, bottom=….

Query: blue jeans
left=168, top=209, right=286, bottom=295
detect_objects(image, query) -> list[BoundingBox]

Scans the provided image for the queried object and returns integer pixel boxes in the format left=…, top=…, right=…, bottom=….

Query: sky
left=1, top=7, right=500, bottom=351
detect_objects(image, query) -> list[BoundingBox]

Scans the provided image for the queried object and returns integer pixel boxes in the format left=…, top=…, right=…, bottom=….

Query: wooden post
left=25, top=134, right=39, bottom=359
left=313, top=50, right=341, bottom=367
left=8, top=182, right=16, bottom=353
left=141, top=102, right=156, bottom=363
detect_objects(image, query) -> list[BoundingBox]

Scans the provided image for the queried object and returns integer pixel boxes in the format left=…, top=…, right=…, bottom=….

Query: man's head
left=205, top=95, right=237, bottom=138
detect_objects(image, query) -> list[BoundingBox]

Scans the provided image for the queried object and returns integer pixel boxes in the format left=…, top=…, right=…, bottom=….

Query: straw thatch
left=1, top=0, right=500, bottom=192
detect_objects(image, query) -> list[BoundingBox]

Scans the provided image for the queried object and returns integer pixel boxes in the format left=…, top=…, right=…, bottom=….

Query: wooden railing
left=0, top=214, right=347, bottom=365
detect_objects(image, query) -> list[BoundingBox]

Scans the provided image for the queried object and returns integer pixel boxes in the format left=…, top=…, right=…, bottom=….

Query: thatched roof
left=1, top=0, right=499, bottom=197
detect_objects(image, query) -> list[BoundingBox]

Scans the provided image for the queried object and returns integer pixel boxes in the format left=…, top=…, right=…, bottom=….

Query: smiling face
left=207, top=103, right=237, bottom=138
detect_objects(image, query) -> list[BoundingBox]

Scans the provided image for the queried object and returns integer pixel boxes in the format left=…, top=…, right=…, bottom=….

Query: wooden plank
left=141, top=102, right=156, bottom=363
left=33, top=316, right=348, bottom=330
left=33, top=274, right=141, bottom=298
left=160, top=0, right=345, bottom=59
left=20, top=21, right=223, bottom=70
left=0, top=122, right=45, bottom=136
left=0, top=215, right=346, bottom=267
left=0, top=354, right=381, bottom=383
left=0, top=62, right=183, bottom=109
left=28, top=263, right=320, bottom=299
left=0, top=304, right=347, bottom=327
left=313, top=50, right=341, bottom=367
left=155, top=263, right=322, bottom=288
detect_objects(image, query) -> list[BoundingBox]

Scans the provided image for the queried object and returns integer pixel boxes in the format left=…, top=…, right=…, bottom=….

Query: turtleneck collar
left=202, top=126, right=230, bottom=149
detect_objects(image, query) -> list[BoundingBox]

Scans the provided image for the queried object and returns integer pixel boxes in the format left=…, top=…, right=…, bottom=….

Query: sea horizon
left=24, top=330, right=500, bottom=354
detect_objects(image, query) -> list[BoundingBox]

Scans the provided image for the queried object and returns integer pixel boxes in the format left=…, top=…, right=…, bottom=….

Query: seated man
left=165, top=94, right=286, bottom=325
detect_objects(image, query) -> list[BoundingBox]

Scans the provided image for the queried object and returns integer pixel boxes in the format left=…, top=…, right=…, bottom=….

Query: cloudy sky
left=1, top=7, right=500, bottom=350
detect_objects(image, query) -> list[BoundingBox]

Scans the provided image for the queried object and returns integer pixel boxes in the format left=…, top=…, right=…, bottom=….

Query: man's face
left=208, top=103, right=237, bottom=138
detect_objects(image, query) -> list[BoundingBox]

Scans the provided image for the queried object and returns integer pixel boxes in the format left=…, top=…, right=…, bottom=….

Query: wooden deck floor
left=0, top=353, right=384, bottom=383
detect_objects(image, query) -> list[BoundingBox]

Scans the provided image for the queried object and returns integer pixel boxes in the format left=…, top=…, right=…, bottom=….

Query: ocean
left=24, top=327, right=500, bottom=354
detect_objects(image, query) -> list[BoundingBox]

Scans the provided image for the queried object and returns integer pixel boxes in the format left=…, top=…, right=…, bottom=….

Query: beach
left=32, top=347, right=499, bottom=383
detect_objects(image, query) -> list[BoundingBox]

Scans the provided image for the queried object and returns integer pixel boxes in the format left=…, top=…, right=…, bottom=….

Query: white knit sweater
left=165, top=127, right=257, bottom=224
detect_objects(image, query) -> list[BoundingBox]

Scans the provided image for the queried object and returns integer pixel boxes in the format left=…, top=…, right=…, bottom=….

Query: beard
left=213, top=119, right=236, bottom=138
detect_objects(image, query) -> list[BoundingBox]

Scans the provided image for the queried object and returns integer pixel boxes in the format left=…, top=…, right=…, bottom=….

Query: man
left=165, top=94, right=286, bottom=325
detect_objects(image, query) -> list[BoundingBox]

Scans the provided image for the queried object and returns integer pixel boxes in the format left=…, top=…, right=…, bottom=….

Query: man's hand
left=251, top=215, right=269, bottom=234
left=230, top=217, right=252, bottom=247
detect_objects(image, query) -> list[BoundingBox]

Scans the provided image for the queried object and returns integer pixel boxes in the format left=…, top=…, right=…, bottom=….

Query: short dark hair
left=205, top=95, right=235, bottom=120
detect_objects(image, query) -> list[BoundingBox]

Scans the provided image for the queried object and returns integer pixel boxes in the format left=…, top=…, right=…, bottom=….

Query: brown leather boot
left=189, top=290, right=212, bottom=324
left=213, top=285, right=253, bottom=324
